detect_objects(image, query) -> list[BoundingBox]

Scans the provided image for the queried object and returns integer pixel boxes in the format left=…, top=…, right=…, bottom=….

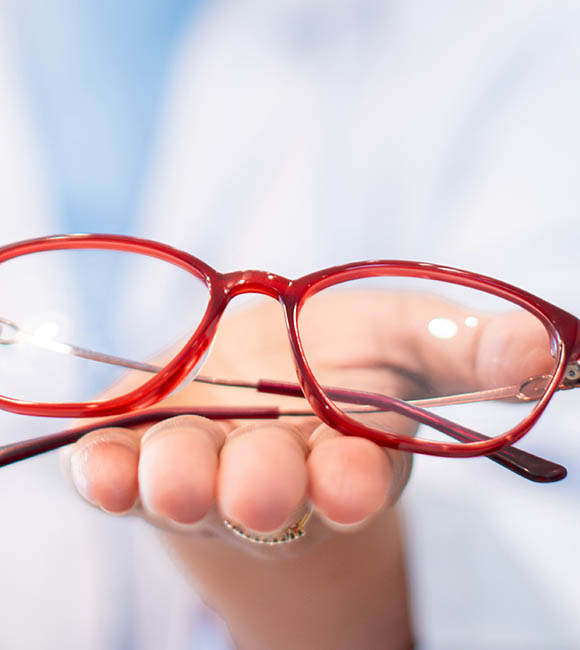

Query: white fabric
left=0, top=0, right=580, bottom=648
left=0, top=6, right=202, bottom=650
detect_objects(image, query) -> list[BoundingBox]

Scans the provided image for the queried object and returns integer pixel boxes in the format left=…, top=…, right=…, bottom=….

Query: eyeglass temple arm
left=3, top=317, right=578, bottom=401
left=253, top=380, right=566, bottom=482
left=0, top=385, right=566, bottom=482
left=0, top=395, right=565, bottom=482
left=0, top=320, right=570, bottom=481
left=3, top=317, right=577, bottom=401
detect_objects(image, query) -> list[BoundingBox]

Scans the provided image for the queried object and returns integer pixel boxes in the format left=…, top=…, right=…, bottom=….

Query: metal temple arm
left=0, top=317, right=569, bottom=481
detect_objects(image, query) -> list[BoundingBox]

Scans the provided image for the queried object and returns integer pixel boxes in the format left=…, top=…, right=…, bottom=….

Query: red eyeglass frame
left=0, top=234, right=578, bottom=476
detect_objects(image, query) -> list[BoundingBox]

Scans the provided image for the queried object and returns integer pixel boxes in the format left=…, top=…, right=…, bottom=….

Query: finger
left=409, top=297, right=554, bottom=393
left=217, top=422, right=308, bottom=534
left=308, top=421, right=412, bottom=528
left=139, top=415, right=225, bottom=525
left=68, top=427, right=141, bottom=514
left=474, top=309, right=556, bottom=387
left=300, top=291, right=554, bottom=399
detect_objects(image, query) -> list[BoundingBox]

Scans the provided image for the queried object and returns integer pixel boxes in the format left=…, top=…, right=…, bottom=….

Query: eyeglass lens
left=0, top=249, right=210, bottom=404
left=298, top=275, right=558, bottom=445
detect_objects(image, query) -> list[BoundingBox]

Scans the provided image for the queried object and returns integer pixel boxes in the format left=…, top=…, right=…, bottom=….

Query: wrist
left=163, top=506, right=413, bottom=650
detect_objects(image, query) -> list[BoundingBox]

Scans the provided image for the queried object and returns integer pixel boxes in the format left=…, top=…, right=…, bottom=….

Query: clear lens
left=298, top=275, right=559, bottom=445
left=0, top=248, right=210, bottom=403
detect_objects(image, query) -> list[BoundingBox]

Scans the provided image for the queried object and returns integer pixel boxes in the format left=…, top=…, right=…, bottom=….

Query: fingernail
left=323, top=518, right=369, bottom=533
left=140, top=415, right=225, bottom=450
left=69, top=436, right=139, bottom=510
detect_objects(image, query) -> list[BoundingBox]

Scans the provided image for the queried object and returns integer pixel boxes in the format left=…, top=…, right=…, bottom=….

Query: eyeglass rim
left=290, top=264, right=576, bottom=457
left=0, top=233, right=577, bottom=459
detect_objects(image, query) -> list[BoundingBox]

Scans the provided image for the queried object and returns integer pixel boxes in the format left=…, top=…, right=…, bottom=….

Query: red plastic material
left=0, top=234, right=578, bottom=479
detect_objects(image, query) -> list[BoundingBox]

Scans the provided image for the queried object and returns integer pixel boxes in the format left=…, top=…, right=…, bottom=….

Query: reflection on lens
left=298, top=275, right=558, bottom=445
left=0, top=249, right=210, bottom=403
left=427, top=317, right=458, bottom=339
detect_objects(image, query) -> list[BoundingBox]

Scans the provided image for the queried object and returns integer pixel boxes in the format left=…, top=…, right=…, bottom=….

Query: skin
left=64, top=292, right=552, bottom=650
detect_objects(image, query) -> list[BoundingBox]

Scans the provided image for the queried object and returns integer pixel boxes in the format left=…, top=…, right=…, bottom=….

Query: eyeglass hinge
left=560, top=362, right=580, bottom=389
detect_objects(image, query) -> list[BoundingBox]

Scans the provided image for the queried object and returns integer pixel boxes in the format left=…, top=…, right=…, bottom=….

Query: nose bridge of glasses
left=222, top=270, right=291, bottom=300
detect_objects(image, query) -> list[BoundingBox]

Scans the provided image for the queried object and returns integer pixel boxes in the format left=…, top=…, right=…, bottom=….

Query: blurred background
left=0, top=1, right=579, bottom=648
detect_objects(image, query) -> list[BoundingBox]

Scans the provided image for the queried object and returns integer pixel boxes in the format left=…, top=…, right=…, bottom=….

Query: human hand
left=63, top=291, right=551, bottom=650
left=66, top=293, right=425, bottom=541
left=65, top=289, right=553, bottom=540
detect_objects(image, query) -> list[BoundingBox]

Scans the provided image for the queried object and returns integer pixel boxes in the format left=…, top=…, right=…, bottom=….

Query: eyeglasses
left=0, top=234, right=577, bottom=482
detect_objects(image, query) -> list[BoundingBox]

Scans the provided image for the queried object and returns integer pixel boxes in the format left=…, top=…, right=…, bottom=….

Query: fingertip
left=308, top=436, right=391, bottom=526
left=218, top=424, right=308, bottom=533
left=139, top=416, right=222, bottom=524
left=70, top=429, right=140, bottom=514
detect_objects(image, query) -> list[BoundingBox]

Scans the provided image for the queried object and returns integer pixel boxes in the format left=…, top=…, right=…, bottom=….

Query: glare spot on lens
left=428, top=317, right=458, bottom=339
left=464, top=316, right=479, bottom=328
left=34, top=321, right=61, bottom=340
